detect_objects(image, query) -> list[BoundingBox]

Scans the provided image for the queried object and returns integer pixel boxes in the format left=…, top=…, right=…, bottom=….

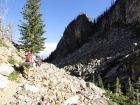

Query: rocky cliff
left=45, top=0, right=140, bottom=91
left=46, top=13, right=94, bottom=61
left=47, top=0, right=140, bottom=63
left=96, top=0, right=140, bottom=28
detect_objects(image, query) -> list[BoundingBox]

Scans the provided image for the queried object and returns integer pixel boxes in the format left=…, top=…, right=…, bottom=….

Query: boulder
left=24, top=84, right=39, bottom=93
left=0, top=63, right=14, bottom=76
left=0, top=74, right=9, bottom=89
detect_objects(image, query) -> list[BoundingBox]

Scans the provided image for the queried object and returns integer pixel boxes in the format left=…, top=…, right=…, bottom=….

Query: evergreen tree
left=115, top=77, right=122, bottom=95
left=97, top=75, right=104, bottom=89
left=135, top=77, right=140, bottom=92
left=126, top=77, right=135, bottom=104
left=133, top=77, right=140, bottom=102
left=126, top=77, right=134, bottom=96
left=18, top=0, right=46, bottom=53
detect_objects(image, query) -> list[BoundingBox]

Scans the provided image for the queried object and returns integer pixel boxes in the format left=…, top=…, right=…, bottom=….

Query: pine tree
left=133, top=77, right=140, bottom=102
left=126, top=77, right=135, bottom=104
left=97, top=75, right=104, bottom=89
left=115, top=77, right=122, bottom=96
left=18, top=0, right=46, bottom=53
left=126, top=77, right=134, bottom=96
left=135, top=77, right=140, bottom=92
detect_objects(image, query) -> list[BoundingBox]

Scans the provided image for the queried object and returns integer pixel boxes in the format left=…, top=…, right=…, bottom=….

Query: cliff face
left=125, top=0, right=140, bottom=24
left=44, top=0, right=140, bottom=90
left=52, top=14, right=93, bottom=60
left=47, top=0, right=140, bottom=62
left=96, top=0, right=140, bottom=29
left=50, top=24, right=140, bottom=91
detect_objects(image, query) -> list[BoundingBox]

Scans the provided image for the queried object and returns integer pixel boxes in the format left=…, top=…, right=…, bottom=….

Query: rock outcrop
left=47, top=13, right=93, bottom=61
left=95, top=0, right=140, bottom=29
left=46, top=0, right=140, bottom=63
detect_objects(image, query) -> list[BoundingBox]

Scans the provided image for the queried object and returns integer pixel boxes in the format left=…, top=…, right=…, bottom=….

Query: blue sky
left=2, top=0, right=113, bottom=58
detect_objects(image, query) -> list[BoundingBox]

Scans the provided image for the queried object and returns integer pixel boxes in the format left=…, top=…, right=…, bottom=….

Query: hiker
left=36, top=55, right=42, bottom=71
left=23, top=50, right=38, bottom=77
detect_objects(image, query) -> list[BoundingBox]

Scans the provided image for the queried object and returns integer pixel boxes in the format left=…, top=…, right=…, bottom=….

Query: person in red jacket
left=24, top=50, right=38, bottom=77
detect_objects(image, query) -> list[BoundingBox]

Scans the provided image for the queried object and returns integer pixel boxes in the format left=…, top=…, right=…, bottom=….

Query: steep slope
left=49, top=23, right=140, bottom=92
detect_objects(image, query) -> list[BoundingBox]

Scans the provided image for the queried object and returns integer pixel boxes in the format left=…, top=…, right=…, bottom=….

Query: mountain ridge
left=45, top=0, right=140, bottom=92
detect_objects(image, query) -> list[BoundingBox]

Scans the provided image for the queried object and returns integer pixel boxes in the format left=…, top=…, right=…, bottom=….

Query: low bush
left=8, top=70, right=20, bottom=80
left=8, top=57, right=16, bottom=65
left=104, top=92, right=137, bottom=105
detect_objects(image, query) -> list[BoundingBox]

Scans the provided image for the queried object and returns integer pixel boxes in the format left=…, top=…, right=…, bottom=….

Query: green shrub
left=8, top=57, right=16, bottom=65
left=8, top=71, right=20, bottom=80
left=106, top=100, right=115, bottom=105
left=104, top=92, right=135, bottom=105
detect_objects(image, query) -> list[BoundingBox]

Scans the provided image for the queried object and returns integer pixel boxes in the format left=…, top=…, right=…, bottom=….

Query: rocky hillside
left=45, top=0, right=140, bottom=92
left=0, top=38, right=25, bottom=89
left=0, top=35, right=110, bottom=104
left=50, top=23, right=140, bottom=84
left=1, top=63, right=109, bottom=105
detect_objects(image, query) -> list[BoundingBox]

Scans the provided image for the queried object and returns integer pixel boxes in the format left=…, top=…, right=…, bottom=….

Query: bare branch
left=0, top=0, right=13, bottom=42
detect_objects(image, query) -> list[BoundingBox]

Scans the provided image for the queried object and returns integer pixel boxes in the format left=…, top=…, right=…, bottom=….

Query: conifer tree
left=126, top=77, right=135, bottom=104
left=126, top=77, right=134, bottom=96
left=135, top=77, right=140, bottom=92
left=97, top=75, right=104, bottom=89
left=18, top=0, right=46, bottom=53
left=133, top=77, right=140, bottom=101
left=115, top=77, right=122, bottom=95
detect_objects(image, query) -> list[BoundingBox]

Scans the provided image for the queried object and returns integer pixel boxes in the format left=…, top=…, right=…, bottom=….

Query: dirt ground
left=0, top=81, right=19, bottom=105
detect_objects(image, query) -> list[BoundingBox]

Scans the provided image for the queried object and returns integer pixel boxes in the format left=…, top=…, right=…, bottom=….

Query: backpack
left=37, top=59, right=42, bottom=66
left=36, top=55, right=42, bottom=66
left=26, top=53, right=33, bottom=62
left=36, top=55, right=42, bottom=61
